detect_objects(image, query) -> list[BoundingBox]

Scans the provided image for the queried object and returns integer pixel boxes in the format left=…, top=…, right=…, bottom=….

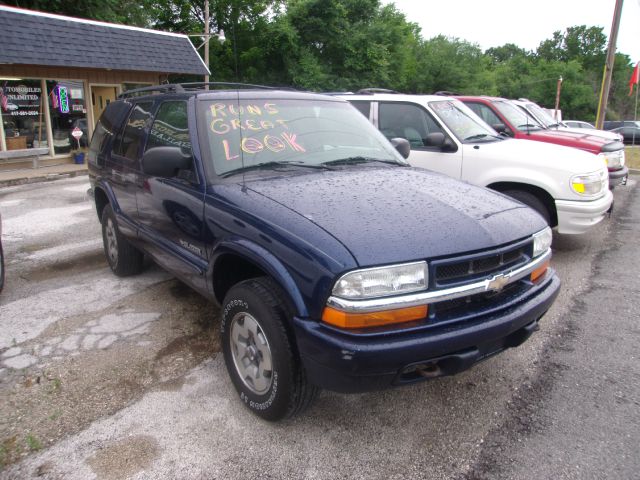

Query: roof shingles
left=0, top=8, right=208, bottom=75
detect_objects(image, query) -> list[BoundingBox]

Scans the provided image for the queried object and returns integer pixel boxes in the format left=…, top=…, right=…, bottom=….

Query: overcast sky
left=386, top=0, right=640, bottom=64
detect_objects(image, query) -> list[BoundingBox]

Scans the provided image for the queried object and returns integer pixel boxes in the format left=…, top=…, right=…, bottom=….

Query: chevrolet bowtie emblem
left=486, top=273, right=510, bottom=292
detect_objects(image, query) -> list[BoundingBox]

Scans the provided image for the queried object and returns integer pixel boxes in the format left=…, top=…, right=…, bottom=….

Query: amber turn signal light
left=530, top=261, right=549, bottom=283
left=322, top=305, right=428, bottom=329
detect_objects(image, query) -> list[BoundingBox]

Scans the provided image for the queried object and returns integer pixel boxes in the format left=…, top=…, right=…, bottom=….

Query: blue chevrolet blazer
left=88, top=84, right=560, bottom=420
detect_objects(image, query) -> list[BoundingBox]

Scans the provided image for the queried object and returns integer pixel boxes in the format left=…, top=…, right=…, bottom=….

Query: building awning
left=0, top=6, right=209, bottom=76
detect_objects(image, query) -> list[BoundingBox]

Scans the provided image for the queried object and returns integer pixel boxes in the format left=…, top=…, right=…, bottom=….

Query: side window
left=88, top=102, right=131, bottom=166
left=146, top=101, right=191, bottom=151
left=466, top=102, right=502, bottom=127
left=113, top=102, right=154, bottom=161
left=350, top=101, right=371, bottom=120
left=145, top=100, right=194, bottom=182
left=378, top=102, right=443, bottom=148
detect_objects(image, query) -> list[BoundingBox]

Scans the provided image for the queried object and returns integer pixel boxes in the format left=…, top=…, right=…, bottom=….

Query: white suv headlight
left=532, top=227, right=552, bottom=257
left=332, top=261, right=427, bottom=299
left=599, top=150, right=625, bottom=169
left=570, top=170, right=606, bottom=196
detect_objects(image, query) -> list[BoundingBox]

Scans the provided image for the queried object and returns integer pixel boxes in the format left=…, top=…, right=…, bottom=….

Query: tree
left=486, top=43, right=529, bottom=64
left=3, top=0, right=152, bottom=26
left=412, top=36, right=495, bottom=94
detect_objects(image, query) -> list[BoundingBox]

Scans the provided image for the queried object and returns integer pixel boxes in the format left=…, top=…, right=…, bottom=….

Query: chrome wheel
left=229, top=312, right=273, bottom=394
left=105, top=218, right=118, bottom=265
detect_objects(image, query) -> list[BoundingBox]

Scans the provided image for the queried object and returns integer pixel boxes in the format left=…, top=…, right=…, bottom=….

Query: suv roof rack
left=118, top=82, right=288, bottom=99
left=355, top=88, right=398, bottom=95
left=119, top=84, right=186, bottom=98
left=433, top=91, right=461, bottom=96
left=179, top=82, right=282, bottom=91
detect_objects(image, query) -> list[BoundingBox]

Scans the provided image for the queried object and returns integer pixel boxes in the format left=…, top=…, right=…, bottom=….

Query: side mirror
left=424, top=132, right=445, bottom=147
left=492, top=123, right=507, bottom=134
left=142, top=146, right=192, bottom=178
left=424, top=132, right=457, bottom=152
left=390, top=137, right=410, bottom=159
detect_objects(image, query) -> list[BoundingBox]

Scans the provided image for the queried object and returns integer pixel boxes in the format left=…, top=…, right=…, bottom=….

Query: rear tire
left=101, top=205, right=144, bottom=276
left=503, top=190, right=551, bottom=225
left=221, top=277, right=318, bottom=421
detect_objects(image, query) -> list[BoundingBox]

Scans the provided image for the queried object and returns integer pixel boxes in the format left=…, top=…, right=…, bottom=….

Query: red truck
left=458, top=96, right=628, bottom=188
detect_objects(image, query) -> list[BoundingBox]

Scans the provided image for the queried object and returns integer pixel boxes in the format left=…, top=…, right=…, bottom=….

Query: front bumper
left=293, top=272, right=560, bottom=393
left=555, top=189, right=614, bottom=235
left=608, top=166, right=629, bottom=189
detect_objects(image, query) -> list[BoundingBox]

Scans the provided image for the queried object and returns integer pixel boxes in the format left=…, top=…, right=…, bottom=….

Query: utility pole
left=595, top=0, right=624, bottom=129
left=554, top=76, right=563, bottom=120
left=204, top=0, right=210, bottom=87
left=188, top=2, right=224, bottom=87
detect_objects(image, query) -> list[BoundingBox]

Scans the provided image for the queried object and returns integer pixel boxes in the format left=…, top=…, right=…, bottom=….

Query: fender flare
left=93, top=179, right=121, bottom=215
left=211, top=237, right=309, bottom=318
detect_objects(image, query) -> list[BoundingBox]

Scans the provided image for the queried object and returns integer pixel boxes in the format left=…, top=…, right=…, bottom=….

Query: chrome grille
left=434, top=245, right=528, bottom=286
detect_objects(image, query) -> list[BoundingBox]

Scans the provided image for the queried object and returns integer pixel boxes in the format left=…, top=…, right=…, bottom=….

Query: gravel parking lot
left=0, top=175, right=638, bottom=479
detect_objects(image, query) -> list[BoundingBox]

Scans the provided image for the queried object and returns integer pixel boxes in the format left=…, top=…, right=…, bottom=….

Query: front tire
left=101, top=205, right=144, bottom=276
left=221, top=277, right=318, bottom=421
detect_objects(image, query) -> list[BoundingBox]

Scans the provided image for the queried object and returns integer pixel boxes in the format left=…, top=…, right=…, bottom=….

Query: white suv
left=512, top=99, right=624, bottom=143
left=339, top=92, right=613, bottom=235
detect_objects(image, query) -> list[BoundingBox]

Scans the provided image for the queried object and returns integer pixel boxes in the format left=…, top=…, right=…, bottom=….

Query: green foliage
left=413, top=36, right=494, bottom=94
left=9, top=1, right=636, bottom=120
left=3, top=0, right=152, bottom=26
left=25, top=434, right=42, bottom=452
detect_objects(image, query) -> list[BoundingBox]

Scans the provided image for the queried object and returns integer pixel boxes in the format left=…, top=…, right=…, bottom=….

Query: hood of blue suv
left=241, top=167, right=546, bottom=266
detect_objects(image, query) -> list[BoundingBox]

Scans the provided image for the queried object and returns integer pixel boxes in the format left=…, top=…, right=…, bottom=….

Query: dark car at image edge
left=88, top=83, right=560, bottom=420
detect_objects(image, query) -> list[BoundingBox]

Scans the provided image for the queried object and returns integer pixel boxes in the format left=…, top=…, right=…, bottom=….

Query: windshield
left=525, top=102, right=559, bottom=127
left=494, top=100, right=543, bottom=132
left=198, top=98, right=404, bottom=177
left=428, top=100, right=501, bottom=143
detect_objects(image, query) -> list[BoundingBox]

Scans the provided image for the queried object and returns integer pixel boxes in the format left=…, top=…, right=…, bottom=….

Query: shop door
left=91, top=86, right=118, bottom=125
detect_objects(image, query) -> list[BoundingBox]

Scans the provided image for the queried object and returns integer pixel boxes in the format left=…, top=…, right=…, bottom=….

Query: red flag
left=629, top=61, right=640, bottom=96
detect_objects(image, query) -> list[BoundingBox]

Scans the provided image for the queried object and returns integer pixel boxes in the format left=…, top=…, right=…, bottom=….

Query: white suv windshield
left=494, top=100, right=543, bottom=131
left=525, top=103, right=559, bottom=127
left=199, top=99, right=403, bottom=176
left=428, top=100, right=501, bottom=143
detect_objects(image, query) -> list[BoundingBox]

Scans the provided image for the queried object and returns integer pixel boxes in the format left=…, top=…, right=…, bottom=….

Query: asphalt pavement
left=0, top=175, right=638, bottom=479
left=464, top=179, right=640, bottom=480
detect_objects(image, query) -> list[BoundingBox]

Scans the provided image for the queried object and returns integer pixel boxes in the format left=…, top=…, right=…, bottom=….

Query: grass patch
left=25, top=434, right=42, bottom=452
left=48, top=378, right=62, bottom=394
left=625, top=146, right=640, bottom=170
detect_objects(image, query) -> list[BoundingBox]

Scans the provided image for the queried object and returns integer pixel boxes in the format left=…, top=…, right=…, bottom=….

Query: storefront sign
left=56, top=85, right=69, bottom=113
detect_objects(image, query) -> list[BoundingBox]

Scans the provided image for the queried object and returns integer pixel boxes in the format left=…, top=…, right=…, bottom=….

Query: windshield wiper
left=221, top=160, right=330, bottom=177
left=464, top=133, right=502, bottom=141
left=322, top=156, right=402, bottom=167
left=517, top=123, right=541, bottom=130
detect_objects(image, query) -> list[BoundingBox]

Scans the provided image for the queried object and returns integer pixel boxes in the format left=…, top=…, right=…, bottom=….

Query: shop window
left=1, top=78, right=46, bottom=151
left=46, top=80, right=88, bottom=154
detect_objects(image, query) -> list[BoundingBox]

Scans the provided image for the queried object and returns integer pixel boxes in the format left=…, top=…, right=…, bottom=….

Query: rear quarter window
left=113, top=102, right=154, bottom=161
left=88, top=102, right=132, bottom=166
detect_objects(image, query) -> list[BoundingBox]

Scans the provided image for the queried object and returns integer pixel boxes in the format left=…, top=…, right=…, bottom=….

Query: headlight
left=532, top=227, right=552, bottom=257
left=599, top=150, right=625, bottom=169
left=332, top=261, right=427, bottom=299
left=570, top=171, right=606, bottom=196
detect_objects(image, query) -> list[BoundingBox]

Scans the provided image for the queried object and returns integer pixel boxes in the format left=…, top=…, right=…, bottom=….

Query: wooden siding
left=0, top=64, right=166, bottom=84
